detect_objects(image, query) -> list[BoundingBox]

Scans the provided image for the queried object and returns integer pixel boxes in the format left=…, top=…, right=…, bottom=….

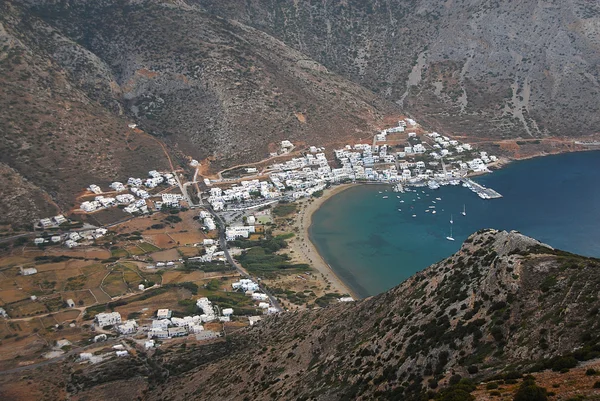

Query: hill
left=2, top=229, right=600, bottom=400
left=196, top=0, right=600, bottom=141
left=0, top=0, right=400, bottom=224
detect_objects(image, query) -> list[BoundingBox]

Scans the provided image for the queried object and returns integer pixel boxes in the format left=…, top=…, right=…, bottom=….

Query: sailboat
left=446, top=224, right=455, bottom=241
left=450, top=214, right=453, bottom=224
left=461, top=204, right=466, bottom=216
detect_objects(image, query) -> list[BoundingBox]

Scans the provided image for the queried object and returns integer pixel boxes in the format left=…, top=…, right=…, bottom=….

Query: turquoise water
left=309, top=151, right=600, bottom=298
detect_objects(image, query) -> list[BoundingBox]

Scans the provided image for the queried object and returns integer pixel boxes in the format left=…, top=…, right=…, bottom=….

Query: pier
left=462, top=178, right=503, bottom=199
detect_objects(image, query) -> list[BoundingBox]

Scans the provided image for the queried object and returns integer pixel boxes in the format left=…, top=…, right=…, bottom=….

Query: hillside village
left=0, top=117, right=504, bottom=374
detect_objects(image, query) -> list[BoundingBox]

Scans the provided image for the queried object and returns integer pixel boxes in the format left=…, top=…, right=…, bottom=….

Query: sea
left=309, top=151, right=600, bottom=298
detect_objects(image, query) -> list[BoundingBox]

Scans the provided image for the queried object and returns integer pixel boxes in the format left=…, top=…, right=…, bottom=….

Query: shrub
left=486, top=382, right=499, bottom=390
left=467, top=365, right=479, bottom=374
left=593, top=381, right=600, bottom=389
left=586, top=368, right=597, bottom=376
left=550, top=356, right=577, bottom=372
left=513, top=381, right=547, bottom=401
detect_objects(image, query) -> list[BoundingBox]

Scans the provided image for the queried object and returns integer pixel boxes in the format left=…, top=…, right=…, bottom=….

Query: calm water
left=309, top=151, right=600, bottom=298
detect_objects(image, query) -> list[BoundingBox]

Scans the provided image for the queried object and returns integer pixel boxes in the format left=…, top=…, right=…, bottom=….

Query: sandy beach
left=287, top=184, right=360, bottom=299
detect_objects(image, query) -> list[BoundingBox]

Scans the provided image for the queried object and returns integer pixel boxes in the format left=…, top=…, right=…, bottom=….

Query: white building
left=252, top=293, right=269, bottom=301
left=20, top=267, right=37, bottom=276
left=232, top=279, right=259, bottom=292
left=96, top=312, right=122, bottom=327
left=117, top=320, right=138, bottom=334
left=157, top=309, right=172, bottom=319
left=88, top=184, right=102, bottom=194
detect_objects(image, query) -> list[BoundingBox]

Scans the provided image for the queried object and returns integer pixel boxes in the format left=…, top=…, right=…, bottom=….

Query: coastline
left=288, top=183, right=360, bottom=300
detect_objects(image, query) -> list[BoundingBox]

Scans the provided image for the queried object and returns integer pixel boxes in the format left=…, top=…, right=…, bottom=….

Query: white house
left=88, top=184, right=102, bottom=194
left=20, top=267, right=37, bottom=276
left=65, top=240, right=78, bottom=249
left=53, top=215, right=67, bottom=225
left=96, top=312, right=121, bottom=327
left=117, top=320, right=138, bottom=334
left=222, top=308, right=234, bottom=316
left=157, top=309, right=172, bottom=319
left=110, top=182, right=126, bottom=192
left=252, top=293, right=269, bottom=301
left=93, top=334, right=107, bottom=342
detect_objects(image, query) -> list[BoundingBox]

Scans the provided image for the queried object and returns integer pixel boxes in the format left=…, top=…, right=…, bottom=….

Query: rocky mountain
left=0, top=0, right=400, bottom=224
left=4, top=229, right=599, bottom=400
left=196, top=0, right=600, bottom=140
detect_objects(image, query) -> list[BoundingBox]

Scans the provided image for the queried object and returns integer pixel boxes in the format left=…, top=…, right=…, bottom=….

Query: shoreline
left=289, top=183, right=360, bottom=300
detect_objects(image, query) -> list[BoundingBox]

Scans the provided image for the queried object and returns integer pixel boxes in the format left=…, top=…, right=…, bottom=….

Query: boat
left=400, top=200, right=404, bottom=203
left=428, top=206, right=435, bottom=208
left=398, top=209, right=402, bottom=211
left=425, top=210, right=430, bottom=213
left=461, top=204, right=466, bottom=216
left=427, top=180, right=440, bottom=190
left=432, top=210, right=436, bottom=214
left=396, top=195, right=401, bottom=198
left=412, top=214, right=417, bottom=218
left=450, top=214, right=453, bottom=224
left=436, top=197, right=442, bottom=201
left=382, top=196, right=389, bottom=199
left=432, top=201, right=436, bottom=204
left=446, top=225, right=455, bottom=241
left=393, top=183, right=405, bottom=193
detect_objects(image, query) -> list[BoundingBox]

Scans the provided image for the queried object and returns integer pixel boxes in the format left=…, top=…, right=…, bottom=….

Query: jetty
left=462, top=178, right=502, bottom=199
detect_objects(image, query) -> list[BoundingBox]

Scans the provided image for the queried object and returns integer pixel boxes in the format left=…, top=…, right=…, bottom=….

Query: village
left=0, top=116, right=501, bottom=370
left=204, top=117, right=501, bottom=214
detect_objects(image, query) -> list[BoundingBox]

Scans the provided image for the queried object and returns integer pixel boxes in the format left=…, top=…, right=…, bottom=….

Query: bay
left=309, top=151, right=600, bottom=298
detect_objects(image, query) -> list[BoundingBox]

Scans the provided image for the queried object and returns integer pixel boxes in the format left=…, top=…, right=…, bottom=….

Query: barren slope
left=196, top=0, right=600, bottom=140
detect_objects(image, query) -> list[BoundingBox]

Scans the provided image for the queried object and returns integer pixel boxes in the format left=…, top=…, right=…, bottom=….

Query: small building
left=145, top=340, right=155, bottom=349
left=156, top=309, right=172, bottom=319
left=66, top=299, right=75, bottom=308
left=195, top=331, right=220, bottom=341
left=116, top=350, right=129, bottom=357
left=248, top=316, right=262, bottom=326
left=168, top=327, right=187, bottom=338
left=117, top=320, right=138, bottom=334
left=222, top=308, right=234, bottom=316
left=252, top=293, right=269, bottom=301
left=96, top=312, right=121, bottom=327
left=94, top=334, right=107, bottom=342
left=138, top=284, right=145, bottom=291
left=20, top=267, right=37, bottom=276
left=79, top=353, right=93, bottom=360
